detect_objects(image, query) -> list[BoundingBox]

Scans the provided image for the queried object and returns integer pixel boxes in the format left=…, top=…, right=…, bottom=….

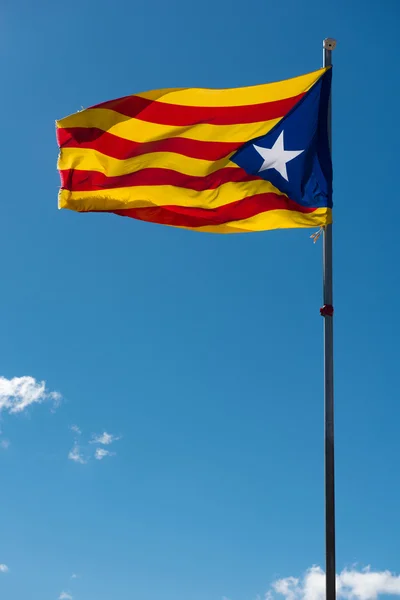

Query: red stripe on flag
left=57, top=127, right=241, bottom=161
left=59, top=166, right=258, bottom=192
left=102, top=193, right=316, bottom=228
left=91, top=93, right=305, bottom=126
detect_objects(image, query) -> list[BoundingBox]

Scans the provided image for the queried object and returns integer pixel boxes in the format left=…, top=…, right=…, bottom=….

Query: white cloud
left=268, top=566, right=400, bottom=600
left=338, top=567, right=400, bottom=600
left=68, top=443, right=87, bottom=465
left=95, top=447, right=115, bottom=460
left=0, top=376, right=61, bottom=414
left=70, top=573, right=79, bottom=579
left=70, top=425, right=81, bottom=435
left=90, top=431, right=121, bottom=445
left=273, top=577, right=302, bottom=600
left=59, top=592, right=73, bottom=600
left=0, top=439, right=10, bottom=450
left=0, top=564, right=9, bottom=573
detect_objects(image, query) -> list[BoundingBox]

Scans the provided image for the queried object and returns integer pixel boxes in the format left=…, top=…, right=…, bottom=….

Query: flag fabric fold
left=56, top=67, right=332, bottom=234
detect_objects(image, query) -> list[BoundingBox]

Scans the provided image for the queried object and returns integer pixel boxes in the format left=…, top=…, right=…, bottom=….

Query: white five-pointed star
left=253, top=130, right=304, bottom=181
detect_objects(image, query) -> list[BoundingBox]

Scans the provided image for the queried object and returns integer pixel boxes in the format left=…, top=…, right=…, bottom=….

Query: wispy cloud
left=67, top=429, right=121, bottom=463
left=0, top=564, right=9, bottom=573
left=90, top=431, right=121, bottom=445
left=68, top=443, right=87, bottom=465
left=95, top=448, right=115, bottom=460
left=0, top=376, right=61, bottom=414
left=267, top=566, right=400, bottom=600
left=59, top=592, right=73, bottom=600
left=70, top=573, right=79, bottom=579
left=0, top=439, right=10, bottom=450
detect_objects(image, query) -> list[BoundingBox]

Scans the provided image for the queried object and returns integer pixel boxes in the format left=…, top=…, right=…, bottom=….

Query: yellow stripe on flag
left=128, top=68, right=327, bottom=107
left=58, top=148, right=238, bottom=177
left=57, top=111, right=282, bottom=145
left=193, top=208, right=332, bottom=233
left=58, top=179, right=285, bottom=211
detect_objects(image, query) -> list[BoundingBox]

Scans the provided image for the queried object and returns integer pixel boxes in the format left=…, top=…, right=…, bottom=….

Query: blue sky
left=1, top=0, right=399, bottom=599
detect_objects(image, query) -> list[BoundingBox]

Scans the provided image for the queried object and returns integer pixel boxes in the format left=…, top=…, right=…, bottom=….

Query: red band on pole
left=320, top=304, right=334, bottom=317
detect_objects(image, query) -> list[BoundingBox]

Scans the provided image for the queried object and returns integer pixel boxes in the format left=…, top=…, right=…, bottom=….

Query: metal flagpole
left=322, top=37, right=336, bottom=600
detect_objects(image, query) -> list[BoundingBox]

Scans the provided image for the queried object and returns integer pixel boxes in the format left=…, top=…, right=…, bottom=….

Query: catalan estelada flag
left=56, top=67, right=332, bottom=234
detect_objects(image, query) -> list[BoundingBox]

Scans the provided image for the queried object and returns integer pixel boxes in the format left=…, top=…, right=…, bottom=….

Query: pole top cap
left=323, top=38, right=337, bottom=51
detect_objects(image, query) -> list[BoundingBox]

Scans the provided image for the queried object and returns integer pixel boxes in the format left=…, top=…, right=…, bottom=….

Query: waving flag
left=56, top=67, right=332, bottom=234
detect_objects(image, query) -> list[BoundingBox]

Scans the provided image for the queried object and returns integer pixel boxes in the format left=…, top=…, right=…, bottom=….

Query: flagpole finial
left=323, top=38, right=337, bottom=51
